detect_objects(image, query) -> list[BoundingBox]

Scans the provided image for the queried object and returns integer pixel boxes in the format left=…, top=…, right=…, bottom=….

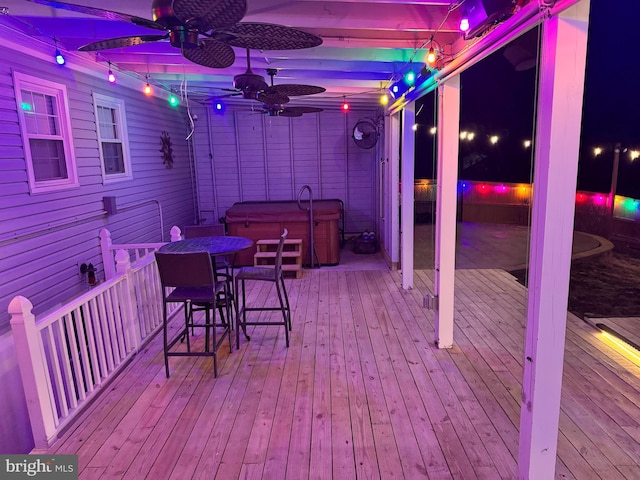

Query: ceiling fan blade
left=26, top=0, right=166, bottom=30
left=257, top=91, right=290, bottom=105
left=285, top=106, right=324, bottom=114
left=267, top=84, right=326, bottom=97
left=278, top=110, right=304, bottom=117
left=217, top=23, right=323, bottom=50
left=78, top=34, right=169, bottom=52
left=182, top=39, right=235, bottom=69
left=173, top=0, right=247, bottom=31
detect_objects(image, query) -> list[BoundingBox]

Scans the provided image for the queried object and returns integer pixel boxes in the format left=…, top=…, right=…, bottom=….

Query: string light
left=380, top=93, right=389, bottom=105
left=168, top=94, right=180, bottom=107
left=426, top=46, right=436, bottom=66
left=143, top=75, right=152, bottom=96
left=341, top=96, right=350, bottom=112
left=107, top=62, right=116, bottom=83
left=460, top=9, right=470, bottom=32
left=53, top=39, right=65, bottom=65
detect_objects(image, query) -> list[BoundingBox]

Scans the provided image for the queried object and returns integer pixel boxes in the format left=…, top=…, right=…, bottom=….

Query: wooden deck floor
left=46, top=268, right=640, bottom=479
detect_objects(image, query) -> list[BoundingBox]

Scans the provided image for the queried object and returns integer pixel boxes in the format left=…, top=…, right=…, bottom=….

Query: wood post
left=9, top=296, right=58, bottom=449
left=99, top=228, right=116, bottom=279
left=115, top=249, right=141, bottom=351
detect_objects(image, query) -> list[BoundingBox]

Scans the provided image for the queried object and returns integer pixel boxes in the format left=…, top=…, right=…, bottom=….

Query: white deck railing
left=9, top=227, right=184, bottom=450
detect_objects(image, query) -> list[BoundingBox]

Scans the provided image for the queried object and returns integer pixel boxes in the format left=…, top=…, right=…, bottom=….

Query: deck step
left=254, top=238, right=303, bottom=278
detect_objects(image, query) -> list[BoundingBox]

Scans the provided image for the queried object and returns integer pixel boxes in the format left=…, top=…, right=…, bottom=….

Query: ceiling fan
left=260, top=104, right=324, bottom=117
left=219, top=56, right=326, bottom=104
left=27, top=0, right=323, bottom=69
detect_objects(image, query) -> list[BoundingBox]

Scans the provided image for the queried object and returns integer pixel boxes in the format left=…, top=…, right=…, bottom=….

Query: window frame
left=13, top=71, right=79, bottom=194
left=92, top=92, right=133, bottom=183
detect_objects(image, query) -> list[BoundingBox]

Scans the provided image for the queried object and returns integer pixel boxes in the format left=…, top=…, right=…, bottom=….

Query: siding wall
left=192, top=105, right=382, bottom=234
left=0, top=40, right=196, bottom=453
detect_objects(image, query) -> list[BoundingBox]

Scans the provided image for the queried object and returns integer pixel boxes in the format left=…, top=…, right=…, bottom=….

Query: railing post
left=170, top=225, right=182, bottom=242
left=115, top=250, right=141, bottom=352
left=100, top=229, right=116, bottom=279
left=9, top=296, right=58, bottom=450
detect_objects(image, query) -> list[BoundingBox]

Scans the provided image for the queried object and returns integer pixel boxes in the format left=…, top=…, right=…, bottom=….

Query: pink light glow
left=495, top=185, right=508, bottom=193
left=593, top=194, right=606, bottom=205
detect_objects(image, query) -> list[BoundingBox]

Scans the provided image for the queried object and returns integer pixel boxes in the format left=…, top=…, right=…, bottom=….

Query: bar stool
left=234, top=229, right=292, bottom=348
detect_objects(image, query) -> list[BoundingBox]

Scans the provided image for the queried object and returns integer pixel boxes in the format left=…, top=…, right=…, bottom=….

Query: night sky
left=415, top=1, right=640, bottom=197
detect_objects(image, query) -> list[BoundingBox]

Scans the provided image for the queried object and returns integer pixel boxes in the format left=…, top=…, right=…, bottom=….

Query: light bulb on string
left=426, top=46, right=436, bottom=66
left=380, top=93, right=389, bottom=105
left=143, top=75, right=152, bottom=96
left=54, top=39, right=65, bottom=65
left=168, top=93, right=180, bottom=107
left=341, top=96, right=350, bottom=112
left=460, top=10, right=470, bottom=32
left=107, top=62, right=116, bottom=83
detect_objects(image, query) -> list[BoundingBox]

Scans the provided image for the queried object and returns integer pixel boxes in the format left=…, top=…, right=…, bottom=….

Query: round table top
left=159, top=236, right=253, bottom=256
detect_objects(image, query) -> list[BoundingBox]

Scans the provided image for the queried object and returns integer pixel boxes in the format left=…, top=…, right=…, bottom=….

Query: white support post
left=389, top=113, right=401, bottom=269
left=115, top=249, right=141, bottom=351
left=9, top=296, right=58, bottom=449
left=518, top=2, right=590, bottom=478
left=434, top=76, right=461, bottom=349
left=99, top=228, right=116, bottom=280
left=170, top=225, right=182, bottom=242
left=400, top=104, right=415, bottom=289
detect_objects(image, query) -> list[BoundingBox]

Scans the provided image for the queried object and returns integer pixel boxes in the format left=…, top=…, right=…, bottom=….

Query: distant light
left=143, top=83, right=153, bottom=96
left=594, top=147, right=602, bottom=156
left=460, top=131, right=468, bottom=140
left=630, top=150, right=640, bottom=160
left=467, top=132, right=475, bottom=140
left=54, top=49, right=65, bottom=65
left=21, top=102, right=32, bottom=111
left=524, top=140, right=531, bottom=148
left=380, top=93, right=389, bottom=105
left=429, top=126, right=437, bottom=135
left=489, top=135, right=499, bottom=144
left=168, top=94, right=179, bottom=107
left=107, top=69, right=116, bottom=84
left=412, top=124, right=418, bottom=131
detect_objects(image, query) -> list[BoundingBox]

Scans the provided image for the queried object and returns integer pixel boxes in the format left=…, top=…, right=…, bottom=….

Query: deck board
left=43, top=268, right=640, bottom=479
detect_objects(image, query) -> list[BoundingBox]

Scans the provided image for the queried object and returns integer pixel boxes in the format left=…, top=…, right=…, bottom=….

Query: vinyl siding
left=194, top=105, right=381, bottom=234
left=0, top=47, right=197, bottom=335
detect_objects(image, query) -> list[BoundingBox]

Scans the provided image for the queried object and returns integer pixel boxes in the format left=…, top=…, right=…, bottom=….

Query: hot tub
left=225, top=200, right=343, bottom=266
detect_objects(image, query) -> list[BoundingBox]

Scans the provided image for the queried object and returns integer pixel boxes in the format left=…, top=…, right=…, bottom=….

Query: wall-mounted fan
left=28, top=0, right=323, bottom=69
left=352, top=119, right=379, bottom=149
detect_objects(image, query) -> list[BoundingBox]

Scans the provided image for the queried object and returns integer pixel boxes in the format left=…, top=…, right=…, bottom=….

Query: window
left=93, top=93, right=132, bottom=183
left=14, top=72, right=78, bottom=194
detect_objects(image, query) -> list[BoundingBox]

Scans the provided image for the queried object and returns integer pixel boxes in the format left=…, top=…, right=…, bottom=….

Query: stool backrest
left=274, top=229, right=289, bottom=277
left=155, top=251, right=215, bottom=288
